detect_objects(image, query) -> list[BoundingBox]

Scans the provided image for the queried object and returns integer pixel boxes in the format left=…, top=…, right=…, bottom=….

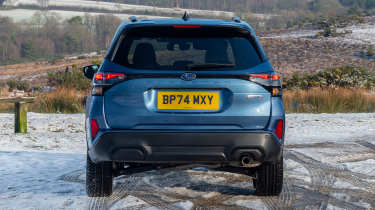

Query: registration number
left=157, top=91, right=219, bottom=110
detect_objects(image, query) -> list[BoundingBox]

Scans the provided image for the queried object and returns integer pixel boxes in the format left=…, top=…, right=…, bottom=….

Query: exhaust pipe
left=240, top=155, right=261, bottom=168
left=241, top=155, right=251, bottom=166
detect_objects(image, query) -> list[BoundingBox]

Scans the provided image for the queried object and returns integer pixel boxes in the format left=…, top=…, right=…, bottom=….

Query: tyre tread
left=86, top=154, right=113, bottom=197
left=254, top=158, right=283, bottom=196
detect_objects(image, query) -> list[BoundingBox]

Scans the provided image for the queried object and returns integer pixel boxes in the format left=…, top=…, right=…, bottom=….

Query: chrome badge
left=180, top=72, right=197, bottom=81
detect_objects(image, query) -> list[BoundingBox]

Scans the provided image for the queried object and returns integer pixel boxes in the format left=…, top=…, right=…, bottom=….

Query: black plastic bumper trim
left=88, top=131, right=282, bottom=164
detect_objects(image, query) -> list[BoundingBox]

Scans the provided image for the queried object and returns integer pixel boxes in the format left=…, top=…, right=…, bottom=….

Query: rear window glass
left=112, top=30, right=262, bottom=70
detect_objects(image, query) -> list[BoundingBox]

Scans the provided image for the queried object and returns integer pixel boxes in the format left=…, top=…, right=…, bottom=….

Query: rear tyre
left=254, top=157, right=283, bottom=196
left=86, top=154, right=113, bottom=197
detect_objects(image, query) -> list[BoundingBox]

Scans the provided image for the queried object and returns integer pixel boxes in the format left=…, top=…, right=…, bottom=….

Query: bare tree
left=37, top=0, right=49, bottom=8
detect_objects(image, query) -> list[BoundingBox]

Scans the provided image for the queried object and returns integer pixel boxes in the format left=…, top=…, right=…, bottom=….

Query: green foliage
left=32, top=85, right=41, bottom=92
left=284, top=66, right=375, bottom=90
left=6, top=79, right=30, bottom=91
left=47, top=66, right=91, bottom=91
left=367, top=45, right=375, bottom=56
left=68, top=16, right=83, bottom=25
left=21, top=40, right=38, bottom=59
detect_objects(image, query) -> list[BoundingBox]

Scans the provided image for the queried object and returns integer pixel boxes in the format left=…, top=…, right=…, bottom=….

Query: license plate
left=157, top=91, right=219, bottom=110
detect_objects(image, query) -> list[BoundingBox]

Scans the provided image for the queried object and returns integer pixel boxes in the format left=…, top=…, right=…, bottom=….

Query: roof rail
left=129, top=16, right=137, bottom=22
left=232, top=16, right=241, bottom=23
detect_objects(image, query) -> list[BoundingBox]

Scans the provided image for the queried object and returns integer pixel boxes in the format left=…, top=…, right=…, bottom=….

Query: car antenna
left=182, top=11, right=190, bottom=21
left=232, top=16, right=241, bottom=23
left=129, top=16, right=137, bottom=22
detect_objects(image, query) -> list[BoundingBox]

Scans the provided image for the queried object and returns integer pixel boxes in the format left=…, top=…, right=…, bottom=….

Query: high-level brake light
left=173, top=25, right=201, bottom=29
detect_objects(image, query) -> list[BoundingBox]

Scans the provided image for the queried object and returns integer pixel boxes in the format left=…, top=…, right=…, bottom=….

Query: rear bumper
left=88, top=131, right=283, bottom=164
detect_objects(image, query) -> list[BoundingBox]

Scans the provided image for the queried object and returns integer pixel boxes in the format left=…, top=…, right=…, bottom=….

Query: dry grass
left=0, top=58, right=93, bottom=77
left=30, top=88, right=88, bottom=113
left=2, top=87, right=375, bottom=114
left=283, top=88, right=375, bottom=113
left=0, top=103, right=13, bottom=113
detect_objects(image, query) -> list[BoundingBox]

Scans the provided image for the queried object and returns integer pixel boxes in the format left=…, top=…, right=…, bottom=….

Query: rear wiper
left=187, top=63, right=235, bottom=70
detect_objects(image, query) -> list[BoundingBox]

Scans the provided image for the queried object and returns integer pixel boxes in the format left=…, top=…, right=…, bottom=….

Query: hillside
left=2, top=0, right=234, bottom=19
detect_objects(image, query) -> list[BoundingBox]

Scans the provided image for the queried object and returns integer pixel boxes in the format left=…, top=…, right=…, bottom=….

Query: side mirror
left=83, top=64, right=100, bottom=80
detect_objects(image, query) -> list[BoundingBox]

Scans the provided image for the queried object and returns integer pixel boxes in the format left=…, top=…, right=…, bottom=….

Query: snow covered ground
left=3, top=0, right=234, bottom=19
left=0, top=8, right=168, bottom=22
left=0, top=113, right=375, bottom=209
left=263, top=18, right=375, bottom=45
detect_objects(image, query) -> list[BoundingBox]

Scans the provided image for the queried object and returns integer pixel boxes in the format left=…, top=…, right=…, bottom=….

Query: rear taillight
left=92, top=72, right=126, bottom=96
left=91, top=119, right=99, bottom=139
left=249, top=73, right=280, bottom=81
left=274, top=120, right=284, bottom=139
left=94, top=73, right=126, bottom=82
left=173, top=25, right=201, bottom=28
left=249, top=73, right=282, bottom=97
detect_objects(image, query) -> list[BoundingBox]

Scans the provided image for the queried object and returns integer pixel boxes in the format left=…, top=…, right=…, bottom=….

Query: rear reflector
left=173, top=25, right=201, bottom=28
left=274, top=120, right=284, bottom=139
left=91, top=119, right=99, bottom=139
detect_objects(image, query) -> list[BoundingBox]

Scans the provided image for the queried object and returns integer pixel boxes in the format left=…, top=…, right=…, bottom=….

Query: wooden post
left=0, top=97, right=34, bottom=134
left=15, top=102, right=28, bottom=133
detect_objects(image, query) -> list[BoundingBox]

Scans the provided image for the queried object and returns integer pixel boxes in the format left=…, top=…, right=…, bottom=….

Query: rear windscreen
left=112, top=28, right=262, bottom=70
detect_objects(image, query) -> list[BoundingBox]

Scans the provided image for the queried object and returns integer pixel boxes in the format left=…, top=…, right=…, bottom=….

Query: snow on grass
left=109, top=195, right=148, bottom=210
left=285, top=113, right=375, bottom=145
left=262, top=18, right=375, bottom=45
left=0, top=8, right=168, bottom=22
left=344, top=159, right=375, bottom=177
left=4, top=0, right=234, bottom=18
left=0, top=112, right=375, bottom=209
left=223, top=197, right=267, bottom=209
left=0, top=151, right=87, bottom=209
left=0, top=113, right=85, bottom=153
left=334, top=23, right=375, bottom=45
left=285, top=159, right=311, bottom=184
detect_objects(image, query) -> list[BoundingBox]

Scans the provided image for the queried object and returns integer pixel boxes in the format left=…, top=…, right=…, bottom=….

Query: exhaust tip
left=241, top=155, right=251, bottom=166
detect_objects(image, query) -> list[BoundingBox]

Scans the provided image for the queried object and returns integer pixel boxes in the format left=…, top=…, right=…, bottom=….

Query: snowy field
left=0, top=113, right=375, bottom=209
left=263, top=19, right=375, bottom=45
left=0, top=9, right=168, bottom=22
left=3, top=0, right=234, bottom=18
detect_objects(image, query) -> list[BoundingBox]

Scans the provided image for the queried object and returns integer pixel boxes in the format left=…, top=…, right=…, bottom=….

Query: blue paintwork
left=86, top=18, right=285, bottom=149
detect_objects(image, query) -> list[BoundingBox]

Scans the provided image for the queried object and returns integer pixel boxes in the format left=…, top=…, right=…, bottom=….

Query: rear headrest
left=133, top=43, right=157, bottom=68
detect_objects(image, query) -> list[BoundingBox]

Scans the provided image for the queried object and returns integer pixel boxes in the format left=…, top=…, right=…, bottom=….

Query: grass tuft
left=30, top=87, right=87, bottom=113
left=283, top=88, right=375, bottom=113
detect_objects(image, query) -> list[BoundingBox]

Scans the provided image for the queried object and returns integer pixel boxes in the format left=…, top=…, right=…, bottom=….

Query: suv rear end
left=84, top=17, right=285, bottom=197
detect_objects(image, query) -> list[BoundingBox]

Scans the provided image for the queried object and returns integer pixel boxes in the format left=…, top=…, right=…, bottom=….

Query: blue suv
left=83, top=16, right=285, bottom=197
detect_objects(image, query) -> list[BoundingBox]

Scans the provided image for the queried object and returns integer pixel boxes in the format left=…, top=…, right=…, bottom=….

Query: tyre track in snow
left=87, top=173, right=183, bottom=210
left=263, top=177, right=296, bottom=209
left=58, top=143, right=375, bottom=209
left=285, top=149, right=375, bottom=209
left=59, top=169, right=85, bottom=184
